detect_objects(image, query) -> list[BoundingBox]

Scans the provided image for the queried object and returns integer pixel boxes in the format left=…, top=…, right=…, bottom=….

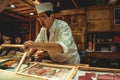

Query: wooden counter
left=0, top=69, right=41, bottom=80
left=87, top=52, right=120, bottom=68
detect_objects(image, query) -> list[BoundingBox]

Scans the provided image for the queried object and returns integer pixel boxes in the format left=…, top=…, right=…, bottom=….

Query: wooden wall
left=1, top=5, right=120, bottom=50
left=53, top=5, right=120, bottom=50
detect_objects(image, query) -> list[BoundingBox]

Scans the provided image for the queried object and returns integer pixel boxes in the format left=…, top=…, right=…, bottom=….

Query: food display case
left=71, top=66, right=120, bottom=80
left=0, top=44, right=24, bottom=59
left=1, top=44, right=120, bottom=80
left=14, top=45, right=89, bottom=80
left=0, top=44, right=26, bottom=71
left=17, top=62, right=76, bottom=80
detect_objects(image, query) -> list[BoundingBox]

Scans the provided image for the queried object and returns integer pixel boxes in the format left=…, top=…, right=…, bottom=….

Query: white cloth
left=35, top=19, right=80, bottom=64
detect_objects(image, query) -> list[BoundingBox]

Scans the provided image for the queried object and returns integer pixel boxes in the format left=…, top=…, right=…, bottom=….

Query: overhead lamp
left=29, top=12, right=34, bottom=15
left=10, top=4, right=16, bottom=8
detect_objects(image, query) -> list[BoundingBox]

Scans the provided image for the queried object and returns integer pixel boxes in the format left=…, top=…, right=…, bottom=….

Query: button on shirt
left=35, top=19, right=80, bottom=64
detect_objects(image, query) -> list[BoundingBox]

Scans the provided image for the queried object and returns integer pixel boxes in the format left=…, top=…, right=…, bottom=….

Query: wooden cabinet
left=87, top=52, right=120, bottom=68
left=110, top=5, right=120, bottom=31
left=85, top=5, right=120, bottom=68
left=87, top=6, right=111, bottom=32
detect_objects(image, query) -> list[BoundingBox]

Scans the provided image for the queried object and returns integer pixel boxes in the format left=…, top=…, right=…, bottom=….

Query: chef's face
left=38, top=12, right=54, bottom=29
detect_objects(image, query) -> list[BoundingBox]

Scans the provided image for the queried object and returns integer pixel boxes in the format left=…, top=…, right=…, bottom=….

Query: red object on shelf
left=88, top=41, right=93, bottom=50
left=113, top=36, right=120, bottom=43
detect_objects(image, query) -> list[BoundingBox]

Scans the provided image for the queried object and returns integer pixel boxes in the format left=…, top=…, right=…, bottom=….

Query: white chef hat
left=35, top=2, right=53, bottom=14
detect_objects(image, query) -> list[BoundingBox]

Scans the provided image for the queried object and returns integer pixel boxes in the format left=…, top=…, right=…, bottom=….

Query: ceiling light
left=10, top=4, right=16, bottom=8
left=29, top=12, right=34, bottom=15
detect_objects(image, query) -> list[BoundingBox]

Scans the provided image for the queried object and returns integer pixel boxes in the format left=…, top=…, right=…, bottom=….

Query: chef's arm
left=27, top=48, right=37, bottom=57
left=29, top=42, right=64, bottom=53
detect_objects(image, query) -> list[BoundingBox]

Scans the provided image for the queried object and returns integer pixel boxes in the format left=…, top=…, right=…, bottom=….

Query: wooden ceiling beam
left=2, top=10, right=28, bottom=21
left=3, top=0, right=36, bottom=20
left=18, top=10, right=36, bottom=14
left=22, top=0, right=35, bottom=8
left=12, top=8, right=35, bottom=12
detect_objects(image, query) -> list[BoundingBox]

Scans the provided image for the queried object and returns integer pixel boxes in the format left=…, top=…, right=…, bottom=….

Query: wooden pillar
left=35, top=18, right=39, bottom=38
left=28, top=18, right=32, bottom=40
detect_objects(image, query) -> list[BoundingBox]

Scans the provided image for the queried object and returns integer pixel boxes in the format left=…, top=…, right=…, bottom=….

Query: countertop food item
left=85, top=72, right=96, bottom=78
left=97, top=73, right=120, bottom=80
left=28, top=65, right=42, bottom=74
left=35, top=68, right=47, bottom=76
left=41, top=69, right=56, bottom=77
left=78, top=76, right=92, bottom=80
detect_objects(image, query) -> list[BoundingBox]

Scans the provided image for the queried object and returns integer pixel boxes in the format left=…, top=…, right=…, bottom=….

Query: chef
left=24, top=2, right=80, bottom=64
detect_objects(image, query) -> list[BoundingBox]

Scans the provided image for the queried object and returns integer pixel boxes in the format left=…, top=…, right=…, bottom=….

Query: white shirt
left=35, top=19, right=80, bottom=64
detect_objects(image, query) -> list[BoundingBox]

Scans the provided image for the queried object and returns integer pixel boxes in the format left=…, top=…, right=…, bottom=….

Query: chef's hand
left=23, top=40, right=35, bottom=50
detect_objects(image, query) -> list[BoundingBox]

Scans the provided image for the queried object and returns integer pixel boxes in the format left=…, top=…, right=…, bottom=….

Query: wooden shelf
left=87, top=52, right=120, bottom=65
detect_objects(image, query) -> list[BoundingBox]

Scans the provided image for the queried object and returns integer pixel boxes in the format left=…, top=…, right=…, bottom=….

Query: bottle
left=88, top=41, right=93, bottom=50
